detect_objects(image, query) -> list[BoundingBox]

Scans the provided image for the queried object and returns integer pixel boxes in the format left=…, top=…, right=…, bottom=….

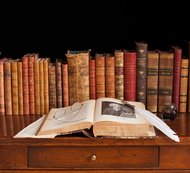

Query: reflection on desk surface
left=0, top=115, right=41, bottom=137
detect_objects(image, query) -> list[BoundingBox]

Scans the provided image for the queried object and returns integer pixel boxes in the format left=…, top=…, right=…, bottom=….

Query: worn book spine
left=147, top=51, right=159, bottom=112
left=0, top=60, right=5, bottom=115
left=188, top=41, right=190, bottom=112
left=158, top=51, right=174, bottom=112
left=56, top=59, right=63, bottom=108
left=105, top=54, right=115, bottom=98
left=136, top=42, right=148, bottom=106
left=124, top=51, right=136, bottom=101
left=48, top=63, right=57, bottom=109
left=89, top=58, right=96, bottom=99
left=22, top=55, right=29, bottom=115
left=4, top=61, right=12, bottom=115
left=62, top=63, right=69, bottom=107
left=43, top=58, right=50, bottom=114
left=172, top=48, right=182, bottom=112
left=95, top=53, right=105, bottom=98
left=179, top=58, right=189, bottom=112
left=39, top=59, right=45, bottom=114
left=34, top=59, right=41, bottom=115
left=11, top=61, right=19, bottom=115
left=114, top=50, right=124, bottom=100
left=66, top=51, right=90, bottom=105
left=17, top=62, right=23, bottom=115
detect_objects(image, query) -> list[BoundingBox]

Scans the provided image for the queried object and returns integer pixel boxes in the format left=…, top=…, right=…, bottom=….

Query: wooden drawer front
left=160, top=146, right=190, bottom=169
left=28, top=146, right=158, bottom=168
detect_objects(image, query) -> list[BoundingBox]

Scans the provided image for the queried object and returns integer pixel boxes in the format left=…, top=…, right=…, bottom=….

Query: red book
left=89, top=58, right=96, bottom=99
left=124, top=51, right=136, bottom=101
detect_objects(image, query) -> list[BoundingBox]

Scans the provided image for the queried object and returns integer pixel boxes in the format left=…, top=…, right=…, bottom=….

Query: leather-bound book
left=136, top=42, right=148, bottom=106
left=114, top=50, right=124, bottom=100
left=66, top=50, right=90, bottom=105
left=39, top=59, right=45, bottom=114
left=17, top=62, right=23, bottom=115
left=62, top=63, right=69, bottom=107
left=105, top=54, right=115, bottom=98
left=89, top=57, right=96, bottom=99
left=172, top=48, right=182, bottom=112
left=147, top=51, right=159, bottom=112
left=179, top=58, right=189, bottom=112
left=95, top=53, right=105, bottom=98
left=158, top=51, right=174, bottom=112
left=124, top=50, right=136, bottom=101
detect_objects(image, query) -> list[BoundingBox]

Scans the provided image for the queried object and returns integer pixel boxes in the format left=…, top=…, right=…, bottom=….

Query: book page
left=37, top=100, right=95, bottom=135
left=94, top=98, right=148, bottom=125
left=13, top=116, right=57, bottom=138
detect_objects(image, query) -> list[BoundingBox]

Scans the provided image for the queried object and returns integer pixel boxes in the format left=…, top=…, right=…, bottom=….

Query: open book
left=37, top=98, right=155, bottom=138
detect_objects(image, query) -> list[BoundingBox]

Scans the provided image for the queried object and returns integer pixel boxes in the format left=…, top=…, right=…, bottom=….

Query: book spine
left=18, top=62, right=23, bottom=115
left=56, top=60, right=63, bottom=108
left=48, top=63, right=57, bottom=109
left=147, top=51, right=159, bottom=112
left=0, top=61, right=5, bottom=115
left=114, top=50, right=124, bottom=100
left=11, top=61, right=19, bottom=115
left=172, top=48, right=182, bottom=111
left=158, top=51, right=174, bottom=112
left=22, top=55, right=29, bottom=115
left=136, top=42, right=148, bottom=106
left=95, top=54, right=105, bottom=98
left=124, top=51, right=136, bottom=101
left=39, top=59, right=45, bottom=114
left=4, top=61, right=12, bottom=115
left=105, top=54, right=115, bottom=98
left=89, top=58, right=96, bottom=99
left=62, top=63, right=69, bottom=107
left=179, top=59, right=189, bottom=112
left=43, top=58, right=50, bottom=114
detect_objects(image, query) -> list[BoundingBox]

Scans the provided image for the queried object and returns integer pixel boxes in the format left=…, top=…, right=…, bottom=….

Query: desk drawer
left=28, top=146, right=158, bottom=168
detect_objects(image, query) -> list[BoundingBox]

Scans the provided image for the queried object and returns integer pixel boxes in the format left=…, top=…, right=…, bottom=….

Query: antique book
left=14, top=97, right=179, bottom=142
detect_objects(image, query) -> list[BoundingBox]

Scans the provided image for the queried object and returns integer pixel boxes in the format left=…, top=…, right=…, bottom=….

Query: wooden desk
left=0, top=113, right=190, bottom=173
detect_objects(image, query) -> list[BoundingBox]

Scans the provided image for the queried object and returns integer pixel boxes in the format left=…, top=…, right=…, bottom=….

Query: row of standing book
left=0, top=42, right=189, bottom=116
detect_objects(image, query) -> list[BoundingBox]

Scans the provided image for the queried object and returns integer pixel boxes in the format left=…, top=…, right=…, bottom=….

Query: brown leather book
left=18, top=62, right=23, bottom=115
left=105, top=54, right=115, bottom=98
left=124, top=51, right=136, bottom=101
left=89, top=58, right=96, bottom=99
left=114, top=50, right=124, bottom=100
left=66, top=50, right=90, bottom=105
left=62, top=63, right=69, bottom=107
left=147, top=51, right=159, bottom=112
left=95, top=53, right=105, bottom=98
left=136, top=42, right=148, bottom=106
left=39, top=59, right=45, bottom=114
left=179, top=59, right=189, bottom=112
left=158, top=51, right=174, bottom=112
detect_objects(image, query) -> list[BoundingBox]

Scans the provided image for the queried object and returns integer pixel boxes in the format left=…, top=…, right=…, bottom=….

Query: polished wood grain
left=0, top=113, right=190, bottom=172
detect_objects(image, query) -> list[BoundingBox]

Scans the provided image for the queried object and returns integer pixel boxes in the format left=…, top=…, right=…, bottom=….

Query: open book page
left=94, top=98, right=148, bottom=125
left=37, top=100, right=95, bottom=135
left=13, top=116, right=57, bottom=138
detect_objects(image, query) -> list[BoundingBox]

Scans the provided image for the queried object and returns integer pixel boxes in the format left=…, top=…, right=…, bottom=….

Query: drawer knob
left=90, top=154, right=97, bottom=161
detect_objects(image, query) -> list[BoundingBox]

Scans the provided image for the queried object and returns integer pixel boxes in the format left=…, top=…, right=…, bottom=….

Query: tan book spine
left=28, top=54, right=37, bottom=115
left=39, top=59, right=45, bottom=114
left=62, top=63, right=69, bottom=107
left=22, top=55, right=29, bottom=115
left=17, top=62, right=23, bottom=115
left=43, top=58, right=50, bottom=114
left=114, top=50, right=124, bottom=100
left=158, top=51, right=174, bottom=112
left=147, top=51, right=159, bottom=112
left=11, top=61, right=19, bottom=115
left=66, top=51, right=90, bottom=105
left=179, top=59, right=189, bottom=112
left=105, top=54, right=115, bottom=98
left=4, top=61, right=12, bottom=115
left=56, top=60, right=63, bottom=108
left=49, top=63, right=57, bottom=109
left=95, top=54, right=105, bottom=98
left=0, top=60, right=5, bottom=115
left=34, top=59, right=41, bottom=115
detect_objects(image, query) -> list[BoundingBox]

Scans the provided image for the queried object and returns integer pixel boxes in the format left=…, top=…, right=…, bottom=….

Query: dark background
left=0, top=1, right=190, bottom=59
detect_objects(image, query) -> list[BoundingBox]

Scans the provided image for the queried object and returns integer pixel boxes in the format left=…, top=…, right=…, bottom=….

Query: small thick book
left=37, top=98, right=155, bottom=138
